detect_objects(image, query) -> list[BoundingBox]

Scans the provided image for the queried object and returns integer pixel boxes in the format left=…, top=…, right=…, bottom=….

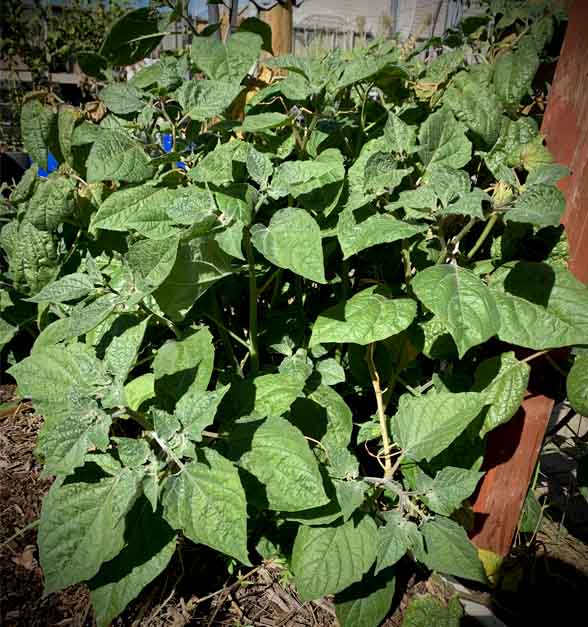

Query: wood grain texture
left=260, top=0, right=293, bottom=56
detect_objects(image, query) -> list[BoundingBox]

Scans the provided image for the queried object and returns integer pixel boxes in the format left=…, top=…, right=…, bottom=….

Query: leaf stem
left=244, top=227, right=259, bottom=375
left=0, top=519, right=40, bottom=550
left=520, top=349, right=549, bottom=364
left=367, top=343, right=393, bottom=479
left=467, top=213, right=498, bottom=260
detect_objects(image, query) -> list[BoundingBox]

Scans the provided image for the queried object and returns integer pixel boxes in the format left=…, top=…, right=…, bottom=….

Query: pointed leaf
left=291, top=517, right=378, bottom=600
left=87, top=130, right=153, bottom=183
left=418, top=108, right=472, bottom=171
left=384, top=111, right=417, bottom=155
left=100, top=83, right=145, bottom=115
left=26, top=273, right=94, bottom=304
left=335, top=570, right=396, bottom=627
left=177, top=80, right=243, bottom=121
left=493, top=39, right=540, bottom=111
left=412, top=264, right=499, bottom=357
left=376, top=511, right=419, bottom=574
left=310, top=286, right=416, bottom=346
left=21, top=99, right=53, bottom=169
left=162, top=449, right=249, bottom=564
left=402, top=594, right=463, bottom=627
left=567, top=355, right=588, bottom=416
left=174, top=385, right=230, bottom=441
left=506, top=184, right=566, bottom=227
left=416, top=467, right=483, bottom=516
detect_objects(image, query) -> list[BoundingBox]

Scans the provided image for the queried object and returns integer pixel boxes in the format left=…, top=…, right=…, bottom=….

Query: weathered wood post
left=470, top=0, right=588, bottom=556
left=259, top=0, right=293, bottom=56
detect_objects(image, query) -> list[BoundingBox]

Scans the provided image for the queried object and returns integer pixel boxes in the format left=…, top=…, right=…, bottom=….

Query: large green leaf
left=177, top=80, right=243, bottom=121
left=100, top=8, right=163, bottom=66
left=90, top=499, right=176, bottom=627
left=26, top=273, right=94, bottom=304
left=153, top=236, right=234, bottom=320
left=415, top=467, right=483, bottom=516
left=26, top=175, right=76, bottom=231
left=87, top=129, right=153, bottom=183
left=241, top=112, right=289, bottom=133
left=58, top=107, right=77, bottom=166
left=413, top=517, right=486, bottom=583
left=489, top=262, right=588, bottom=349
left=335, top=570, right=396, bottom=627
left=0, top=318, right=17, bottom=350
left=36, top=400, right=112, bottom=476
left=473, top=351, right=530, bottom=437
left=493, top=38, right=540, bottom=111
left=190, top=31, right=262, bottom=82
left=310, top=286, right=416, bottom=346
left=506, top=184, right=566, bottom=227
left=309, top=384, right=353, bottom=450
left=189, top=140, right=249, bottom=185
left=100, top=83, right=145, bottom=115
left=127, top=236, right=180, bottom=298
left=269, top=149, right=345, bottom=200
left=291, top=516, right=378, bottom=600
left=375, top=511, right=419, bottom=574
left=412, top=264, right=499, bottom=357
left=174, top=385, right=230, bottom=441
left=251, top=207, right=326, bottom=283
left=153, top=327, right=214, bottom=406
left=567, top=355, right=588, bottom=416
left=384, top=111, right=417, bottom=155
left=162, top=449, right=250, bottom=564
left=233, top=416, right=328, bottom=512
left=392, top=391, right=485, bottom=462
left=39, top=467, right=140, bottom=594
left=8, top=343, right=110, bottom=422
left=21, top=99, right=53, bottom=169
left=337, top=208, right=427, bottom=259
left=418, top=108, right=472, bottom=172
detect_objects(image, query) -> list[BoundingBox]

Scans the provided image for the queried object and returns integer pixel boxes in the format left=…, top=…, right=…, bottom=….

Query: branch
left=367, top=343, right=393, bottom=479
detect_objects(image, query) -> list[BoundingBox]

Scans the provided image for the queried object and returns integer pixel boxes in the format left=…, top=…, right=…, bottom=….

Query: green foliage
left=1, top=3, right=581, bottom=626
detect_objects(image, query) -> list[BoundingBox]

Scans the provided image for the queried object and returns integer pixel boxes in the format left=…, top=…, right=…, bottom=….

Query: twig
left=520, top=349, right=549, bottom=364
left=367, top=343, right=393, bottom=479
left=244, top=227, right=260, bottom=374
left=467, top=213, right=498, bottom=259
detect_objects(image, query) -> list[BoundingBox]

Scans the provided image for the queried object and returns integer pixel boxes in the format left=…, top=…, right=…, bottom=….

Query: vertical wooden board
left=260, top=0, right=293, bottom=56
left=470, top=395, right=554, bottom=555
left=541, top=0, right=588, bottom=282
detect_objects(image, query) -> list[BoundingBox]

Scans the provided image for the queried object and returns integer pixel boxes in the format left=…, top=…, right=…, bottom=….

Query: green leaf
left=153, top=236, right=234, bottom=320
left=174, top=385, right=230, bottom=441
left=36, top=400, right=112, bottom=475
left=291, top=517, right=378, bottom=600
left=413, top=517, right=487, bottom=583
left=338, top=54, right=404, bottom=89
left=335, top=569, right=396, bottom=627
left=162, top=449, right=250, bottom=564
left=215, top=220, right=245, bottom=260
left=113, top=438, right=150, bottom=468
left=100, top=83, right=145, bottom=115
left=242, top=112, right=289, bottom=133
left=316, top=358, right=346, bottom=385
left=26, top=174, right=76, bottom=231
left=190, top=31, right=262, bottom=83
left=334, top=480, right=367, bottom=521
left=567, top=355, right=588, bottom=416
left=128, top=236, right=180, bottom=298
left=0, top=318, right=17, bottom=350
left=10, top=165, right=38, bottom=204
left=246, top=146, right=273, bottom=187
left=21, top=99, right=53, bottom=169
left=125, top=373, right=155, bottom=411
left=376, top=511, right=419, bottom=574
left=87, top=129, right=153, bottom=183
left=441, top=189, right=488, bottom=219
left=384, top=112, right=417, bottom=155
left=519, top=489, right=542, bottom=533
left=58, top=107, right=77, bottom=166
left=489, top=262, right=588, bottom=349
left=77, top=51, right=109, bottom=80
left=412, top=264, right=499, bottom=357
left=177, top=80, right=243, bottom=121
left=26, top=273, right=94, bottom=304
left=402, top=594, right=463, bottom=627
left=34, top=293, right=119, bottom=348
left=308, top=384, right=353, bottom=450
left=100, top=8, right=164, bottom=67
left=444, top=71, right=503, bottom=146
left=363, top=152, right=413, bottom=195
left=153, top=327, right=214, bottom=406
left=392, top=391, right=485, bottom=462
left=416, top=467, right=483, bottom=516
left=89, top=499, right=176, bottom=627
left=269, top=149, right=345, bottom=200
left=39, top=467, right=140, bottom=594
left=418, top=108, right=472, bottom=172
left=506, top=184, right=566, bottom=227
left=473, top=351, right=530, bottom=437
left=310, top=286, right=416, bottom=347
left=426, top=166, right=470, bottom=208
left=9, top=343, right=109, bottom=421
left=251, top=207, right=326, bottom=283
left=233, top=416, right=328, bottom=511
left=525, top=163, right=569, bottom=187
left=337, top=209, right=427, bottom=259
left=189, top=140, right=249, bottom=185
left=493, top=39, right=540, bottom=111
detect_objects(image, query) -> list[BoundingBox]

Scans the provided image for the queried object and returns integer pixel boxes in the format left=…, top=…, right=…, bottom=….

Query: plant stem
left=367, top=343, right=393, bottom=479
left=467, top=213, right=498, bottom=260
left=208, top=295, right=244, bottom=376
left=0, top=519, right=40, bottom=549
left=401, top=240, right=412, bottom=289
left=244, top=227, right=259, bottom=375
left=520, top=349, right=549, bottom=364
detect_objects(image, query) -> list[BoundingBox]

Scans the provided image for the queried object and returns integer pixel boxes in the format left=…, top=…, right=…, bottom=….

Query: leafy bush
left=1, top=2, right=584, bottom=626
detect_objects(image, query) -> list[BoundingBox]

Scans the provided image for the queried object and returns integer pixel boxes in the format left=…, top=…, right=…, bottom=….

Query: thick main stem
left=367, top=343, right=393, bottom=478
left=244, top=228, right=259, bottom=375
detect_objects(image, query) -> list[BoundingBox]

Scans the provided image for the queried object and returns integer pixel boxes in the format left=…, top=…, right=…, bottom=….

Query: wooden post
left=470, top=0, right=588, bottom=556
left=259, top=0, right=293, bottom=56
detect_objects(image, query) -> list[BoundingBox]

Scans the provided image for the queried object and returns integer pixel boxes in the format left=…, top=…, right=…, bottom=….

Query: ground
left=1, top=386, right=588, bottom=627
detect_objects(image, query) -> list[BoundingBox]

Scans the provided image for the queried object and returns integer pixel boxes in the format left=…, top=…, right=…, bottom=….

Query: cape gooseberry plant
left=1, top=2, right=587, bottom=626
